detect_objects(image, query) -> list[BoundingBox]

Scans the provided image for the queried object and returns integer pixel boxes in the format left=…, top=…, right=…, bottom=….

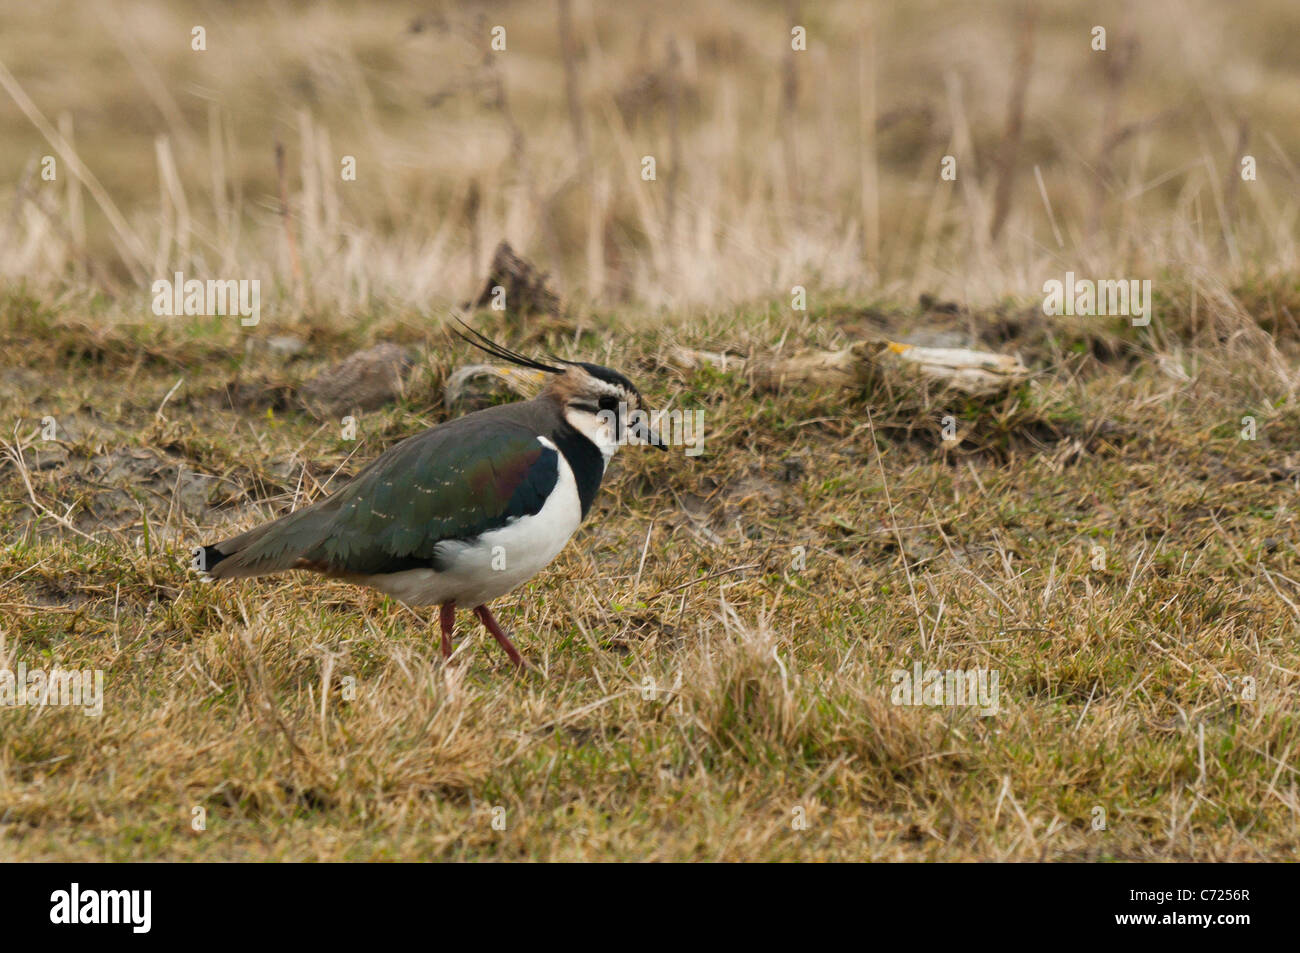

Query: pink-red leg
left=439, top=602, right=455, bottom=659
left=473, top=604, right=524, bottom=668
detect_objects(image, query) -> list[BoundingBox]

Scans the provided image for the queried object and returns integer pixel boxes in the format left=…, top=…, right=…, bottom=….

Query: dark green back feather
left=207, top=402, right=563, bottom=579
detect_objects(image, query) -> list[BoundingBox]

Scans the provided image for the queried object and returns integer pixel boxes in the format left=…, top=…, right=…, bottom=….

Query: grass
left=3, top=291, right=1300, bottom=861
left=2, top=0, right=1299, bottom=861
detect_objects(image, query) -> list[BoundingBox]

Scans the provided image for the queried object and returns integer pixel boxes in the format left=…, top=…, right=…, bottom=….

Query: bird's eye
left=597, top=395, right=620, bottom=412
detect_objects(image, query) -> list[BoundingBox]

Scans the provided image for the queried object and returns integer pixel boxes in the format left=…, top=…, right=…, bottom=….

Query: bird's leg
left=439, top=602, right=455, bottom=659
left=473, top=604, right=524, bottom=668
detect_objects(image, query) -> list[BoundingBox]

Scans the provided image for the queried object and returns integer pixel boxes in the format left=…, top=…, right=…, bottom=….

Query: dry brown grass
left=2, top=1, right=1298, bottom=310
left=2, top=1, right=1300, bottom=861
left=2, top=295, right=1300, bottom=860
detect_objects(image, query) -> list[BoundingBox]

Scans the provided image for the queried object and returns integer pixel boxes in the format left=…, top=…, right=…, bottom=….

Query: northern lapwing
left=196, top=323, right=665, bottom=668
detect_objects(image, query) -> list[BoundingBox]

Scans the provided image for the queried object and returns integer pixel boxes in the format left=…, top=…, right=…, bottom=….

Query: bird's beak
left=631, top=415, right=668, bottom=451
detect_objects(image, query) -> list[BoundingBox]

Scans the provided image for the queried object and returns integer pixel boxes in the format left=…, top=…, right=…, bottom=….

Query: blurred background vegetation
left=0, top=0, right=1297, bottom=316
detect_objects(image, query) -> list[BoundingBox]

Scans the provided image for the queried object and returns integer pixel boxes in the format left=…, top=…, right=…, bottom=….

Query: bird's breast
left=361, top=449, right=584, bottom=607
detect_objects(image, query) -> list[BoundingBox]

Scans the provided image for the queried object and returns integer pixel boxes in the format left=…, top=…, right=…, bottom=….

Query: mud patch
left=54, top=447, right=222, bottom=535
left=300, top=343, right=415, bottom=417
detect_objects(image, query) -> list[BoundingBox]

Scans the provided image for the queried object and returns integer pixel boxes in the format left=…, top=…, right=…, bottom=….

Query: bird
left=195, top=322, right=665, bottom=668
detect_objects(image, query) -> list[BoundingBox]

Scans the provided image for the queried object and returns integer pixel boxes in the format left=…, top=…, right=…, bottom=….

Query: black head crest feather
left=449, top=316, right=568, bottom=374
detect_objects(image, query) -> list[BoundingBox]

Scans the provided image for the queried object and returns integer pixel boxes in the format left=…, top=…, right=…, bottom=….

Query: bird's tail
left=196, top=501, right=335, bottom=581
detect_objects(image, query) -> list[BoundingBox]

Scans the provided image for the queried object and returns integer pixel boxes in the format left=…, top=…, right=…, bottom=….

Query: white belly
left=359, top=449, right=584, bottom=607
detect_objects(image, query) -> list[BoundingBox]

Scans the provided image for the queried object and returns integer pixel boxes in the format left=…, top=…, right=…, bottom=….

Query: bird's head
left=451, top=319, right=667, bottom=456
left=547, top=361, right=667, bottom=457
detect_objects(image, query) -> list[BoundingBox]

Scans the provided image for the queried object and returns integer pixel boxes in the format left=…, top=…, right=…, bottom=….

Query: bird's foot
left=472, top=604, right=528, bottom=670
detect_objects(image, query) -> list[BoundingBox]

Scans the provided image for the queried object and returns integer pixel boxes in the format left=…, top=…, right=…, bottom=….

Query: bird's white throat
left=564, top=407, right=620, bottom=462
